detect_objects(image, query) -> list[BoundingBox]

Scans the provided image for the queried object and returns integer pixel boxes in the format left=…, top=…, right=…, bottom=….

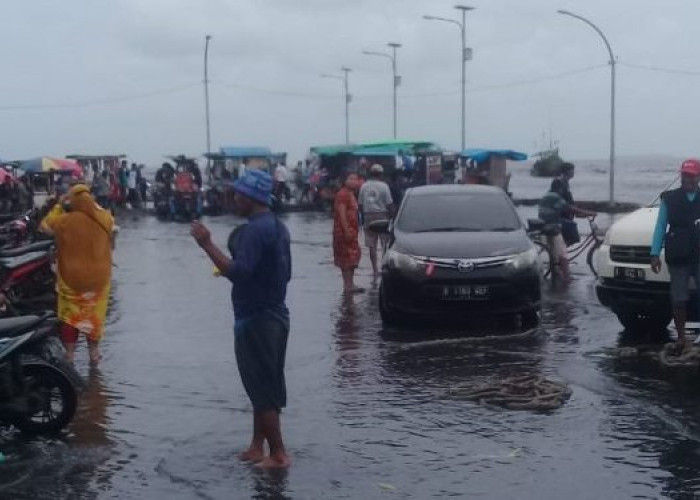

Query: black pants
left=234, top=315, right=289, bottom=412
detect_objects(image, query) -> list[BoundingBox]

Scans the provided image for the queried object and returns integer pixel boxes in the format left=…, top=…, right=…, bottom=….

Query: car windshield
left=397, top=192, right=522, bottom=233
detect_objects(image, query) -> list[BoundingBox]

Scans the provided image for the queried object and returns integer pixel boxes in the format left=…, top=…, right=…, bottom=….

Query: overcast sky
left=0, top=0, right=698, bottom=165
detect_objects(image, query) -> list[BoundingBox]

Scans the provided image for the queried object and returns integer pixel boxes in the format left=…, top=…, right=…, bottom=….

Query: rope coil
left=450, top=375, right=572, bottom=411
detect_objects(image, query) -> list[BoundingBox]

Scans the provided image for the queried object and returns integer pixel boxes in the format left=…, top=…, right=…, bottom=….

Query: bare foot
left=239, top=448, right=264, bottom=462
left=254, top=454, right=291, bottom=470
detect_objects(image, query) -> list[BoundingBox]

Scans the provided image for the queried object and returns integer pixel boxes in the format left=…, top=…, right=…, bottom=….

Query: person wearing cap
left=651, top=159, right=700, bottom=350
left=190, top=169, right=292, bottom=470
left=358, top=164, right=394, bottom=277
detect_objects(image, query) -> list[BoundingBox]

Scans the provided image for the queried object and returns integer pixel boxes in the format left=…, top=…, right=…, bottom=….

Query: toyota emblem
left=457, top=260, right=475, bottom=273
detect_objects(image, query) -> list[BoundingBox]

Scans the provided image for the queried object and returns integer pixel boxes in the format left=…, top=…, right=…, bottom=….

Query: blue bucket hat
left=233, top=169, right=273, bottom=205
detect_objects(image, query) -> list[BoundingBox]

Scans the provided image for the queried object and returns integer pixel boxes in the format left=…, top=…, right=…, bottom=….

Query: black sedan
left=378, top=185, right=541, bottom=327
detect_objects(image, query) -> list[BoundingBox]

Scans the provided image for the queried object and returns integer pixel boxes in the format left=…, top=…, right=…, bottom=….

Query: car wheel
left=615, top=311, right=671, bottom=332
left=379, top=284, right=402, bottom=328
left=520, top=308, right=540, bottom=329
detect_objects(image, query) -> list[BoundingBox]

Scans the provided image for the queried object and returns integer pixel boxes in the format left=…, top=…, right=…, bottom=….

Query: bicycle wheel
left=534, top=239, right=556, bottom=281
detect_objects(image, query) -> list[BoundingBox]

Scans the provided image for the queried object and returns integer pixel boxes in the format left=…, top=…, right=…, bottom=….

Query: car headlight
left=384, top=249, right=424, bottom=272
left=506, top=247, right=538, bottom=270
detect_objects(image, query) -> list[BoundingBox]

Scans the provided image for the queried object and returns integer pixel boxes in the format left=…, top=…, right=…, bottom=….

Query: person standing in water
left=190, top=169, right=292, bottom=470
left=41, top=184, right=114, bottom=365
left=333, top=172, right=362, bottom=293
left=651, top=159, right=700, bottom=351
left=358, top=164, right=394, bottom=277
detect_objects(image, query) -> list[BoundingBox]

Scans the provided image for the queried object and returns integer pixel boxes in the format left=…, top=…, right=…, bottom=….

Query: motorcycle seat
left=0, top=252, right=50, bottom=272
left=0, top=241, right=53, bottom=259
left=0, top=315, right=45, bottom=338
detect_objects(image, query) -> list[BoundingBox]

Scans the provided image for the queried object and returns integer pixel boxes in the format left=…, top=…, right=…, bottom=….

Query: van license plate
left=615, top=267, right=645, bottom=281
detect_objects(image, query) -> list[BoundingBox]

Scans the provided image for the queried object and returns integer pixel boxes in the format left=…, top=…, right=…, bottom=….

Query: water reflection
left=251, top=469, right=291, bottom=500
left=71, top=368, right=112, bottom=447
left=11, top=211, right=700, bottom=498
left=0, top=367, right=116, bottom=499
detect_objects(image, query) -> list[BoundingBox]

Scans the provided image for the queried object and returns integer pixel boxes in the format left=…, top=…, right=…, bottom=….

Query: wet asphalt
left=0, top=210, right=699, bottom=499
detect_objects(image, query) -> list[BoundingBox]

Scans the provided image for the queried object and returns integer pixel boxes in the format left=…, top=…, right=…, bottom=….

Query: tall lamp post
left=204, top=35, right=213, bottom=171
left=557, top=9, right=616, bottom=206
left=424, top=5, right=474, bottom=151
left=321, top=67, right=352, bottom=144
left=362, top=42, right=402, bottom=138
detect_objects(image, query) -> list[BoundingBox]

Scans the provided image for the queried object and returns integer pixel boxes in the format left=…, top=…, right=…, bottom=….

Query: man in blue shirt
left=651, top=159, right=700, bottom=349
left=191, top=169, right=292, bottom=470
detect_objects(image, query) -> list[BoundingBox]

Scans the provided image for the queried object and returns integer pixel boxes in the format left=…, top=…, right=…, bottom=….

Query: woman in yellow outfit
left=41, top=184, right=114, bottom=365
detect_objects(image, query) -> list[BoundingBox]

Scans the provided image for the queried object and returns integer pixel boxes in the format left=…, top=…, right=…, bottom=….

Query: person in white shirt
left=274, top=163, right=288, bottom=183
left=358, top=164, right=395, bottom=276
left=273, top=163, right=290, bottom=201
left=127, top=164, right=139, bottom=208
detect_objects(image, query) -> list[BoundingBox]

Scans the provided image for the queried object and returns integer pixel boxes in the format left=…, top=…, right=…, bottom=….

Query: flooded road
left=2, top=210, right=700, bottom=499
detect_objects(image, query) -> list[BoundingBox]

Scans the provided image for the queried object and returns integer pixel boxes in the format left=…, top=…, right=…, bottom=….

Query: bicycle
left=528, top=216, right=605, bottom=281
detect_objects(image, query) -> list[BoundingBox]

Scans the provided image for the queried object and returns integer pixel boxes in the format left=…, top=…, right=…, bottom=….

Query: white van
left=595, top=206, right=676, bottom=331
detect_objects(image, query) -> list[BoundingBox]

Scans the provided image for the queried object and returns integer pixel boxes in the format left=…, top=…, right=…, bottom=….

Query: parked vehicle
left=0, top=210, right=40, bottom=249
left=0, top=240, right=55, bottom=314
left=377, top=185, right=541, bottom=328
left=152, top=183, right=172, bottom=219
left=170, top=158, right=201, bottom=221
left=0, top=312, right=81, bottom=434
left=203, top=182, right=225, bottom=215
left=595, top=206, right=672, bottom=331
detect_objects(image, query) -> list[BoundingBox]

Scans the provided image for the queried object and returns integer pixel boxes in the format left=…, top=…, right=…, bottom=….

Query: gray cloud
left=0, top=0, right=699, bottom=164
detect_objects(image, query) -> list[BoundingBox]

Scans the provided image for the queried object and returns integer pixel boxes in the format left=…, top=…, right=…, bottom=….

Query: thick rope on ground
left=659, top=343, right=700, bottom=368
left=449, top=375, right=572, bottom=411
left=609, top=343, right=700, bottom=369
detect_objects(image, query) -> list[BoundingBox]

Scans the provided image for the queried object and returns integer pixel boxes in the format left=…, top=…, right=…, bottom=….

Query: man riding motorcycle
left=170, top=163, right=202, bottom=219
left=154, top=163, right=175, bottom=218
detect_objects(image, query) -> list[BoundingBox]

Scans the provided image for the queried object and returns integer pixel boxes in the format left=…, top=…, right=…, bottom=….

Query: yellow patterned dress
left=41, top=185, right=114, bottom=342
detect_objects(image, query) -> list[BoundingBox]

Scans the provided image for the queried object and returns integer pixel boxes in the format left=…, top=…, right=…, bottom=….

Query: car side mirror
left=367, top=219, right=391, bottom=234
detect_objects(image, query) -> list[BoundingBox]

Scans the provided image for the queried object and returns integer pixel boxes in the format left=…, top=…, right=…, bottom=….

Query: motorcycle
left=0, top=312, right=81, bottom=434
left=152, top=183, right=172, bottom=219
left=0, top=209, right=41, bottom=249
left=204, top=184, right=224, bottom=216
left=171, top=172, right=201, bottom=221
left=172, top=190, right=200, bottom=220
left=0, top=241, right=55, bottom=315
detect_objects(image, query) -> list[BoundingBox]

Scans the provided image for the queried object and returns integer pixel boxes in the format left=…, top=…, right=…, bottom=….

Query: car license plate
left=441, top=285, right=489, bottom=300
left=614, top=267, right=645, bottom=282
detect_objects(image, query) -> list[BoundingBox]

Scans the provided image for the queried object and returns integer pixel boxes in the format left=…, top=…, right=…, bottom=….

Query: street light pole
left=322, top=68, right=352, bottom=144
left=388, top=43, right=401, bottom=139
left=342, top=67, right=352, bottom=144
left=362, top=42, right=402, bottom=138
left=204, top=35, right=212, bottom=171
left=454, top=6, right=473, bottom=152
left=557, top=9, right=616, bottom=206
left=424, top=6, right=474, bottom=151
